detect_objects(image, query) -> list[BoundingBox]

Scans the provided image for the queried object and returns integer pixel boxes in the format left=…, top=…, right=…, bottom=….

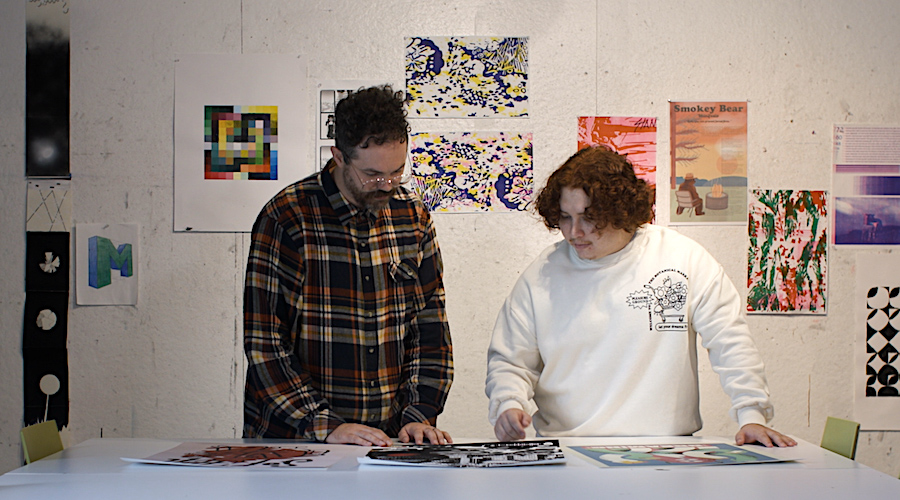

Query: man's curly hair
left=333, top=85, right=410, bottom=161
left=536, top=146, right=654, bottom=233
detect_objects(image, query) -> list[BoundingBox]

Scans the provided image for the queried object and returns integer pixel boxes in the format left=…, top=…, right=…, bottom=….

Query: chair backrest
left=20, top=420, right=64, bottom=464
left=821, top=416, right=860, bottom=460
left=675, top=190, right=696, bottom=206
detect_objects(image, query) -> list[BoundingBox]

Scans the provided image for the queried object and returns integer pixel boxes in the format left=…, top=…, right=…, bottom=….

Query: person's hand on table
left=399, top=422, right=453, bottom=445
left=325, top=423, right=392, bottom=447
left=494, top=408, right=532, bottom=441
left=735, top=423, right=797, bottom=447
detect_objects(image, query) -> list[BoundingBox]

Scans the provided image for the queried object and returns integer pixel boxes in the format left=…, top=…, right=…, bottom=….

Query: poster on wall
left=669, top=102, right=747, bottom=225
left=174, top=53, right=308, bottom=232
left=832, top=124, right=900, bottom=246
left=406, top=36, right=528, bottom=118
left=854, top=253, right=900, bottom=430
left=578, top=116, right=657, bottom=220
left=315, top=80, right=393, bottom=170
left=408, top=131, right=533, bottom=212
left=75, top=223, right=139, bottom=306
left=747, top=189, right=827, bottom=314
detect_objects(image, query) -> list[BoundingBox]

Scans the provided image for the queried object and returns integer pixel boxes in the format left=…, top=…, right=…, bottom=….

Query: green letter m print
left=88, top=236, right=133, bottom=288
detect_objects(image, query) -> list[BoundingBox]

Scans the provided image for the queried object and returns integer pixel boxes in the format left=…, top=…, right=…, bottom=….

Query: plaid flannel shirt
left=243, top=165, right=453, bottom=441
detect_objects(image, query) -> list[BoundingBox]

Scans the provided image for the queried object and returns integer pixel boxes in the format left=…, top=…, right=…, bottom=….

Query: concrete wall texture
left=1, top=0, right=898, bottom=477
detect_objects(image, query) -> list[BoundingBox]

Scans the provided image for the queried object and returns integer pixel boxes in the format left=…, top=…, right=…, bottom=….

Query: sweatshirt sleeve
left=485, top=279, right=543, bottom=425
left=690, top=253, right=774, bottom=428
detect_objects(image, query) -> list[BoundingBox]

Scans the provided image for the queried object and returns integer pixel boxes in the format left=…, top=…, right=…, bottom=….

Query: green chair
left=20, top=420, right=64, bottom=464
left=820, top=416, right=860, bottom=460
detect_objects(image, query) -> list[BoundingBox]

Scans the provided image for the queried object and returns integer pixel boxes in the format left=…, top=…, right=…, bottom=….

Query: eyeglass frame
left=346, top=153, right=413, bottom=191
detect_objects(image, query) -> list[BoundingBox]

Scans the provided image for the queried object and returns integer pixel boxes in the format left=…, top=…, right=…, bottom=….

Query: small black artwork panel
left=23, top=348, right=69, bottom=427
left=25, top=231, right=69, bottom=292
left=23, top=291, right=68, bottom=349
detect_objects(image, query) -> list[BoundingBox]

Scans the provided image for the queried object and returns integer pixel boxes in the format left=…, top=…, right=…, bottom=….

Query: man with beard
left=243, top=86, right=453, bottom=446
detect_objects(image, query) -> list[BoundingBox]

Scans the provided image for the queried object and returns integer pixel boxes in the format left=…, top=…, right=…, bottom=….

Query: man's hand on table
left=735, top=423, right=797, bottom=447
left=325, top=423, right=392, bottom=447
left=399, top=422, right=453, bottom=445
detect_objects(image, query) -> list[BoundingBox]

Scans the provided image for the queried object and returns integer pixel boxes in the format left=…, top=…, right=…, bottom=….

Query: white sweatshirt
left=486, top=224, right=773, bottom=437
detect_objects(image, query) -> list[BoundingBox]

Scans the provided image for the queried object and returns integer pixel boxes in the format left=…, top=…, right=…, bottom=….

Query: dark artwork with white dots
left=866, top=286, right=900, bottom=397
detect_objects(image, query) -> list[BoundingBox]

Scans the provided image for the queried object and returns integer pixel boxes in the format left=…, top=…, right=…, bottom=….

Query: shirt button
left=370, top=381, right=376, bottom=387
left=360, top=241, right=367, bottom=248
left=368, top=347, right=375, bottom=354
left=364, top=275, right=370, bottom=281
left=367, top=312, right=374, bottom=318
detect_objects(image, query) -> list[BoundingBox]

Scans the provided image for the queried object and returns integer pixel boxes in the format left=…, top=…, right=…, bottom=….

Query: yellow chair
left=820, top=416, right=860, bottom=460
left=20, top=420, right=64, bottom=464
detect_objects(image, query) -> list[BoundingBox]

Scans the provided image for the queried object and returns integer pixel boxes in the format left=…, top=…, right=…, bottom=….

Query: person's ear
left=330, top=146, right=345, bottom=167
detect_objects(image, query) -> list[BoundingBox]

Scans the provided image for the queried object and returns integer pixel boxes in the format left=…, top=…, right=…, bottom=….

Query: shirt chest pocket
left=388, top=259, right=423, bottom=310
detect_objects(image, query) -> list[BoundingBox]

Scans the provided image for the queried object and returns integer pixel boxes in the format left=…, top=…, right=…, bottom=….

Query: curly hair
left=536, top=146, right=654, bottom=233
left=334, top=85, right=410, bottom=161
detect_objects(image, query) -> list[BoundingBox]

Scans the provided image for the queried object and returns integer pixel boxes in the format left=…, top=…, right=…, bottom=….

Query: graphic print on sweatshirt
left=626, top=269, right=689, bottom=332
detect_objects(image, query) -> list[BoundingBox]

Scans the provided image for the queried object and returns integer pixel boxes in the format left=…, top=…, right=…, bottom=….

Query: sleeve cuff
left=736, top=406, right=768, bottom=428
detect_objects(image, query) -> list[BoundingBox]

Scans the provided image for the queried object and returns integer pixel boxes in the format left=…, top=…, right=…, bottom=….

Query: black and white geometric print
left=866, top=286, right=900, bottom=397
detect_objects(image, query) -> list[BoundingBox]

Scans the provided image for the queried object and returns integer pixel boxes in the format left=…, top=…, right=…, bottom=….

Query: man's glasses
left=349, top=155, right=413, bottom=191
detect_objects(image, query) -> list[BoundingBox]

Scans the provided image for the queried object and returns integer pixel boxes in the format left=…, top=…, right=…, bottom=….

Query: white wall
left=2, top=0, right=898, bottom=477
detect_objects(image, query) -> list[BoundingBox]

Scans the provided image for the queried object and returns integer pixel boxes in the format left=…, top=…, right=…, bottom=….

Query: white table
left=1, top=436, right=898, bottom=499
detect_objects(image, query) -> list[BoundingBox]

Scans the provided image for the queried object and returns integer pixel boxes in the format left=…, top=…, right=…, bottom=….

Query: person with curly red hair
left=486, top=146, right=795, bottom=448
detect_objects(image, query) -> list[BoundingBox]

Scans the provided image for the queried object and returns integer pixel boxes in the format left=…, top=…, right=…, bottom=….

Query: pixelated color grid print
left=204, top=105, right=278, bottom=180
left=866, top=286, right=900, bottom=396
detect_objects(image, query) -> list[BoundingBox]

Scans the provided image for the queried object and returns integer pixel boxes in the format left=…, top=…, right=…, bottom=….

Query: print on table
left=409, top=132, right=533, bottom=212
left=570, top=443, right=786, bottom=467
left=406, top=36, right=528, bottom=117
left=123, top=443, right=341, bottom=469
left=359, top=440, right=566, bottom=468
left=747, top=190, right=827, bottom=314
left=204, top=105, right=278, bottom=180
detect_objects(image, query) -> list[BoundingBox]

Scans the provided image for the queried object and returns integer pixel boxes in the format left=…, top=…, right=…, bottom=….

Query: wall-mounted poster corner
left=406, top=36, right=528, bottom=118
left=669, top=101, right=748, bottom=226
left=174, top=54, right=308, bottom=232
left=75, top=223, right=139, bottom=305
left=747, top=189, right=827, bottom=314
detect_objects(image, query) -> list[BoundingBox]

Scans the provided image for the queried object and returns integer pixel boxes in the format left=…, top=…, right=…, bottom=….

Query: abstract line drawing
left=865, top=286, right=900, bottom=397
left=26, top=180, right=72, bottom=232
left=204, top=105, right=278, bottom=180
left=406, top=36, right=528, bottom=117
left=747, top=189, right=827, bottom=314
left=408, top=132, right=533, bottom=212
